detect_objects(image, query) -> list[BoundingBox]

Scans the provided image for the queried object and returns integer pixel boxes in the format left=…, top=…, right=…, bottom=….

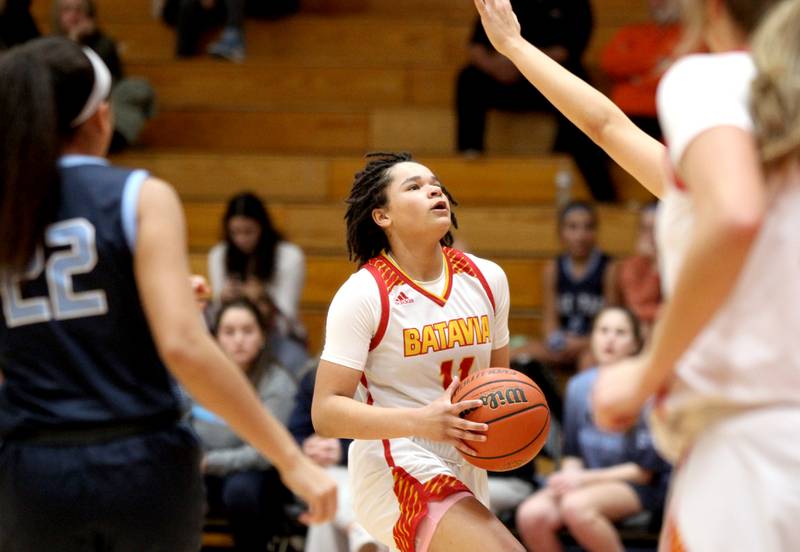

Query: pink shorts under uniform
left=349, top=437, right=489, bottom=552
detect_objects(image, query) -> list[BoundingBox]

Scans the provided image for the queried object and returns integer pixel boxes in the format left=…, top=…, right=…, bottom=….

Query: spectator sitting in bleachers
left=598, top=0, right=683, bottom=140
left=219, top=278, right=309, bottom=379
left=208, top=191, right=307, bottom=345
left=166, top=0, right=298, bottom=61
left=0, top=0, right=39, bottom=50
left=288, top=364, right=386, bottom=552
left=511, top=200, right=618, bottom=373
left=192, top=298, right=298, bottom=551
left=615, top=202, right=661, bottom=339
left=515, top=306, right=671, bottom=552
left=455, top=0, right=616, bottom=202
left=51, top=0, right=156, bottom=151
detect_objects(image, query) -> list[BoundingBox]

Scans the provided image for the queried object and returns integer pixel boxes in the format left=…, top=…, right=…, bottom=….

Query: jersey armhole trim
left=363, top=264, right=390, bottom=351
left=461, top=254, right=496, bottom=311
left=121, top=170, right=149, bottom=251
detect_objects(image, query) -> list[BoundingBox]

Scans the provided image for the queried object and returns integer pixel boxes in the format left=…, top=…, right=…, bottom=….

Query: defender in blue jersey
left=0, top=37, right=336, bottom=552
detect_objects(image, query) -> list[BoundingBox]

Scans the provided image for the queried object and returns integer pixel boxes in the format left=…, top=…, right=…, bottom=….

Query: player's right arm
left=473, top=0, right=665, bottom=198
left=133, top=177, right=336, bottom=524
left=313, top=360, right=486, bottom=455
left=311, top=272, right=486, bottom=454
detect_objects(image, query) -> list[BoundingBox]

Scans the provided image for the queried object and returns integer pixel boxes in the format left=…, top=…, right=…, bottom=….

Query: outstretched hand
left=592, top=356, right=651, bottom=432
left=416, top=378, right=488, bottom=456
left=473, top=0, right=523, bottom=57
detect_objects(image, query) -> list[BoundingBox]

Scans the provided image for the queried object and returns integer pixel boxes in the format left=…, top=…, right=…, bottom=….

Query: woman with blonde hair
left=474, top=0, right=800, bottom=549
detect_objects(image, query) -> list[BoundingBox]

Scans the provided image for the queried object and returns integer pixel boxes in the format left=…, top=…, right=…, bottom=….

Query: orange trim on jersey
left=664, top=514, right=688, bottom=552
left=390, top=467, right=471, bottom=552
left=378, top=251, right=452, bottom=307
left=446, top=247, right=496, bottom=311
left=364, top=263, right=391, bottom=351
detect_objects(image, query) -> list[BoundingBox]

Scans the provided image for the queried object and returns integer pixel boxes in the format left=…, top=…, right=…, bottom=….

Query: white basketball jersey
left=653, top=53, right=800, bottom=461
left=359, top=248, right=508, bottom=409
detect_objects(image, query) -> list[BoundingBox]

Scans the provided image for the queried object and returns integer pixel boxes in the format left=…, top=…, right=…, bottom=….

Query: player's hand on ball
left=473, top=0, right=523, bottom=57
left=592, top=356, right=650, bottom=432
left=279, top=453, right=338, bottom=525
left=416, top=378, right=487, bottom=456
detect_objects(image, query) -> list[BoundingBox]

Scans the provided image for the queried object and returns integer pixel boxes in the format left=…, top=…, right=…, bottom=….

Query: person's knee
left=516, top=496, right=560, bottom=535
left=560, top=492, right=599, bottom=530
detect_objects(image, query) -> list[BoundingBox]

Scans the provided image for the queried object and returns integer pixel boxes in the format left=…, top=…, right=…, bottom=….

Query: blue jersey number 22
left=1, top=218, right=108, bottom=328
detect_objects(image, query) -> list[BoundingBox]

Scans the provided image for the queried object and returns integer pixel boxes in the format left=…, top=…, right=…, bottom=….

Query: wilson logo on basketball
left=394, top=292, right=414, bottom=305
left=480, top=387, right=528, bottom=409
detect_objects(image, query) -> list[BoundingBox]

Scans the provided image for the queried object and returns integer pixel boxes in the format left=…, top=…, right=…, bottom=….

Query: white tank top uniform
left=321, top=248, right=510, bottom=552
left=655, top=52, right=800, bottom=551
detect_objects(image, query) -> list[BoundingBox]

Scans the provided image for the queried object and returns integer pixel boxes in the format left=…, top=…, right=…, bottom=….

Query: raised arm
left=473, top=0, right=666, bottom=198
left=133, top=177, right=336, bottom=524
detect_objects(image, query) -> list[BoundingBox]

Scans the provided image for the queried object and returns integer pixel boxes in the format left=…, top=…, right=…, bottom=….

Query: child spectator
left=515, top=306, right=671, bottom=551
left=208, top=191, right=307, bottom=343
left=512, top=201, right=618, bottom=372
left=51, top=0, right=156, bottom=151
left=192, top=298, right=298, bottom=551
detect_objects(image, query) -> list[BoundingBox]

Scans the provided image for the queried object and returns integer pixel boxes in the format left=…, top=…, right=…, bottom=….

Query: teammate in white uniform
left=312, top=153, right=525, bottom=552
left=473, top=0, right=800, bottom=550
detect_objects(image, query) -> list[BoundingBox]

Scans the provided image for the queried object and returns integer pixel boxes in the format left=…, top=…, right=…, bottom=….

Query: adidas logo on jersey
left=394, top=291, right=414, bottom=305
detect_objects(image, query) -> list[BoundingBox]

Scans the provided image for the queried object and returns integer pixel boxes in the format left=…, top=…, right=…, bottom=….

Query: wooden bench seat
left=182, top=201, right=638, bottom=256
left=109, top=152, right=591, bottom=204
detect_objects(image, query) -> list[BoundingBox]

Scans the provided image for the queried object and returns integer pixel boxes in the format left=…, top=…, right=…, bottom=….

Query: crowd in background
left=0, top=1, right=683, bottom=550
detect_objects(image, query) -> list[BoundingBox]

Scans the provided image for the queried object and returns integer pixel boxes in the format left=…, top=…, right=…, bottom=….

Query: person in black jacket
left=0, top=0, right=39, bottom=50
left=456, top=0, right=616, bottom=202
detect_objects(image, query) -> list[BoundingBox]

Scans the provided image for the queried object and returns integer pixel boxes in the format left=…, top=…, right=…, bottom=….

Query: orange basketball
left=453, top=367, right=550, bottom=472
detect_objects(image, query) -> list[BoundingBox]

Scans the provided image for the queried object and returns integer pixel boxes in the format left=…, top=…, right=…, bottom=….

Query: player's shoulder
left=331, top=266, right=382, bottom=304
left=463, top=252, right=507, bottom=283
left=659, top=52, right=755, bottom=99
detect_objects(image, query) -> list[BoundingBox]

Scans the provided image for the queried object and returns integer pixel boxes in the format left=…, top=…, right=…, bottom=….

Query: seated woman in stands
left=512, top=200, right=618, bottom=372
left=515, top=306, right=670, bottom=552
left=51, top=0, right=157, bottom=151
left=192, top=298, right=298, bottom=551
left=207, top=191, right=307, bottom=343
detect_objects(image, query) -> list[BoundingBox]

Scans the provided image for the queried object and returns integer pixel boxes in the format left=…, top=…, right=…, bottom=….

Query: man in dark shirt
left=0, top=0, right=40, bottom=50
left=456, top=0, right=616, bottom=202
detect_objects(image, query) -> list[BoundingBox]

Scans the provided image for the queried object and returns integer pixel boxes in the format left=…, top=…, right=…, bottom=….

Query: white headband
left=70, top=47, right=112, bottom=127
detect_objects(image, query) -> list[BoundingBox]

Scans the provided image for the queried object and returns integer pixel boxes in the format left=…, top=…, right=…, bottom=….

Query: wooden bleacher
left=23, top=1, right=663, bottom=548
left=30, top=0, right=655, bottom=357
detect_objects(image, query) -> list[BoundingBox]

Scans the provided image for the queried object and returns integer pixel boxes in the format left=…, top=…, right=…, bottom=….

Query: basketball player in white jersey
left=312, top=153, right=525, bottom=552
left=474, top=0, right=800, bottom=549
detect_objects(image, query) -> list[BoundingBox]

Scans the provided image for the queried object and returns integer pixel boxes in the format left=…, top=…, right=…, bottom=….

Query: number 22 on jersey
left=1, top=218, right=108, bottom=328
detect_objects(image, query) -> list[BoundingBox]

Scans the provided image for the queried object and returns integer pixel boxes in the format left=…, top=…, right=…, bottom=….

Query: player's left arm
left=488, top=257, right=511, bottom=368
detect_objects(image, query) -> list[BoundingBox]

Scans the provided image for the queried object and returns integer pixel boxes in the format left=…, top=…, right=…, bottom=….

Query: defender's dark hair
left=222, top=192, right=284, bottom=283
left=0, top=37, right=94, bottom=272
left=557, top=199, right=597, bottom=228
left=345, top=152, right=459, bottom=266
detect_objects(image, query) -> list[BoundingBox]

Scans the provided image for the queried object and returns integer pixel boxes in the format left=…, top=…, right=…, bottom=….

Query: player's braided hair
left=345, top=152, right=459, bottom=266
